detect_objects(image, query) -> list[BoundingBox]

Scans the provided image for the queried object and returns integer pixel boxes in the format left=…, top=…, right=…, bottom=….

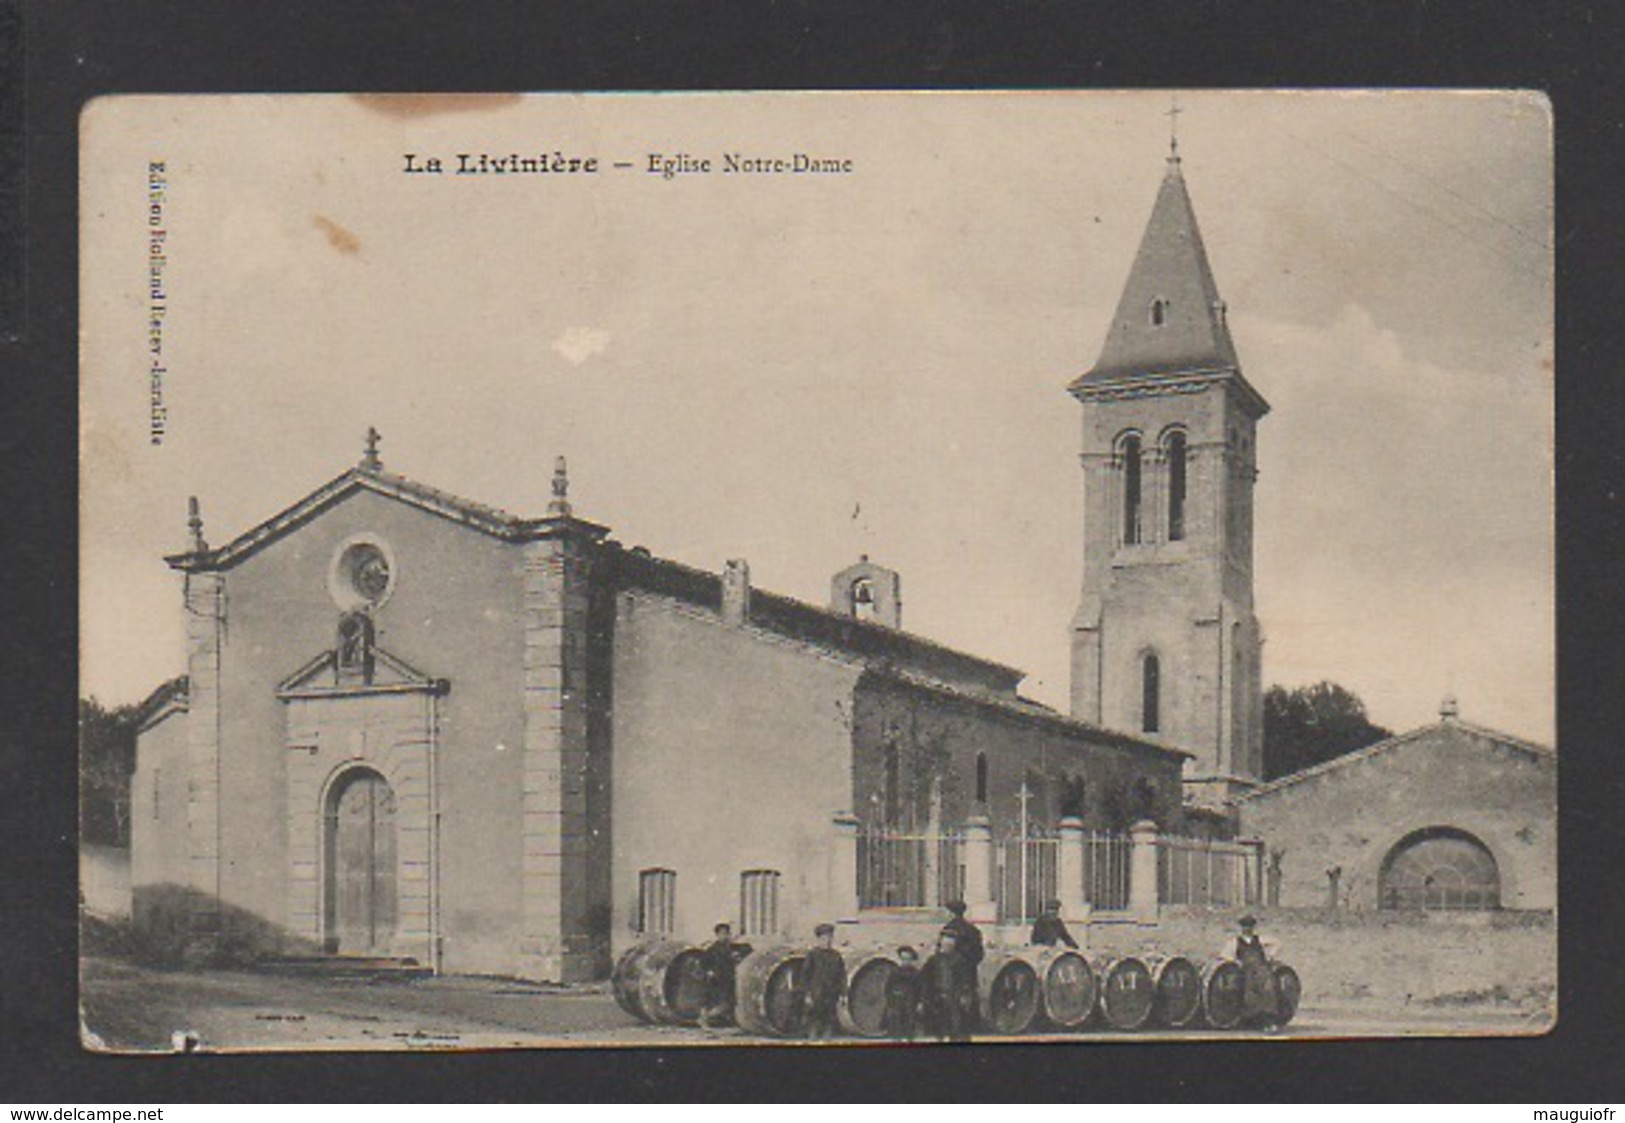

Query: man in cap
left=698, top=921, right=752, bottom=1029
left=1030, top=898, right=1080, bottom=949
left=799, top=922, right=846, bottom=1039
left=941, top=900, right=985, bottom=971
left=1225, top=915, right=1282, bottom=1030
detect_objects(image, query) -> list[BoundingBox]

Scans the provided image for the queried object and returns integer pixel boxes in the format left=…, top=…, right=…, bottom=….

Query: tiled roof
left=865, top=665, right=1193, bottom=761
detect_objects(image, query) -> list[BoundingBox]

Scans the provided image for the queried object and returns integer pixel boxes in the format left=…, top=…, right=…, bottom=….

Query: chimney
left=1440, top=694, right=1460, bottom=723
left=722, top=559, right=751, bottom=626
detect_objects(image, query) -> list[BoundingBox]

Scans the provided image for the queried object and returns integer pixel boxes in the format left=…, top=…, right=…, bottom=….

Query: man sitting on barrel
left=699, top=921, right=752, bottom=1029
left=1030, top=898, right=1080, bottom=949
left=799, top=922, right=847, bottom=1039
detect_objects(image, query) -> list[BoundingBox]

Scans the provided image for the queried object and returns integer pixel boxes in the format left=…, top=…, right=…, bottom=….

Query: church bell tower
left=1067, top=144, right=1269, bottom=809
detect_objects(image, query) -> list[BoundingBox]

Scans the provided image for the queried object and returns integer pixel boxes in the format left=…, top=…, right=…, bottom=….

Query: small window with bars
left=739, top=869, right=781, bottom=937
left=637, top=867, right=676, bottom=935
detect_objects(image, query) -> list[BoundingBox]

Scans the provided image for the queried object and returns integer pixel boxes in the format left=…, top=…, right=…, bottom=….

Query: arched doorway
left=324, top=768, right=398, bottom=954
left=1379, top=826, right=1500, bottom=912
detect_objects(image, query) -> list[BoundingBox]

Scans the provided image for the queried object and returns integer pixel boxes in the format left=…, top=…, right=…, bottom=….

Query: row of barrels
left=613, top=940, right=1301, bottom=1037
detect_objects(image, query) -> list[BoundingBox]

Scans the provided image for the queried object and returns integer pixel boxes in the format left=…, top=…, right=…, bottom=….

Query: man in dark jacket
left=923, top=932, right=975, bottom=1042
left=800, top=922, right=847, bottom=1039
left=1030, top=899, right=1080, bottom=949
left=941, top=900, right=984, bottom=970
left=881, top=945, right=924, bottom=1041
left=699, top=922, right=751, bottom=1028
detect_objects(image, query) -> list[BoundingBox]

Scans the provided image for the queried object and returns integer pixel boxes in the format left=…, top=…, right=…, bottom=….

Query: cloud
left=551, top=326, right=612, bottom=366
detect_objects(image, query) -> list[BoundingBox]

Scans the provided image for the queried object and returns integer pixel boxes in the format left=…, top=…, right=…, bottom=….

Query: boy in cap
left=881, top=945, right=924, bottom=1041
left=800, top=922, right=846, bottom=1039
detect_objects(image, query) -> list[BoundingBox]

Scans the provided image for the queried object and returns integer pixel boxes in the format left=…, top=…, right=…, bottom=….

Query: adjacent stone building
left=1237, top=702, right=1556, bottom=913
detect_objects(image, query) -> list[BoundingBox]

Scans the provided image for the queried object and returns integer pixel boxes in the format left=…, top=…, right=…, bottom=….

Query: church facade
left=131, top=445, right=1190, bottom=982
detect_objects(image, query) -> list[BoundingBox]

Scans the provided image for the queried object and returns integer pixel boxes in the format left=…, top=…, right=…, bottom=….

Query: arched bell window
left=1150, top=298, right=1168, bottom=326
left=851, top=577, right=879, bottom=621
left=1165, top=430, right=1188, bottom=541
left=1120, top=434, right=1143, bottom=545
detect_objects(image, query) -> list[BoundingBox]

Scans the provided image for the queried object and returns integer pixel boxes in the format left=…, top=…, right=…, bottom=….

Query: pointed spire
left=361, top=426, right=383, bottom=473
left=1072, top=150, right=1243, bottom=389
left=187, top=495, right=208, bottom=552
left=548, top=455, right=572, bottom=516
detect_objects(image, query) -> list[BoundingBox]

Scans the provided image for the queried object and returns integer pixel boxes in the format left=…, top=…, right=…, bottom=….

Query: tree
left=1262, top=681, right=1393, bottom=781
left=80, top=697, right=139, bottom=847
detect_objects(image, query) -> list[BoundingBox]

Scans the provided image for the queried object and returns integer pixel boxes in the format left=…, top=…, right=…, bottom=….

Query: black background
left=6, top=0, right=1624, bottom=1103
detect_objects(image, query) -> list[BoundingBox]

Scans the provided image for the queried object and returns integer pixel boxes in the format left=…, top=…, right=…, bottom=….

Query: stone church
left=129, top=146, right=1550, bottom=985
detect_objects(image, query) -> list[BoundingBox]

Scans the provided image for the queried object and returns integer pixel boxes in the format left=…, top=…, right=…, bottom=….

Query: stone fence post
left=962, top=813, right=997, bottom=925
left=830, top=811, right=861, bottom=923
left=1129, top=818, right=1161, bottom=923
left=1057, top=816, right=1091, bottom=924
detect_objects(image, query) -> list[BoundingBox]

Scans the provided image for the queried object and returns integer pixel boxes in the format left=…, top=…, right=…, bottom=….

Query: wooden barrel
left=1199, top=958, right=1248, bottom=1029
left=735, top=946, right=807, bottom=1038
left=1092, top=955, right=1156, bottom=1031
left=978, top=947, right=1043, bottom=1035
left=612, top=941, right=660, bottom=1022
left=1273, top=962, right=1302, bottom=1026
left=1142, top=954, right=1202, bottom=1028
left=837, top=948, right=900, bottom=1038
left=1033, top=946, right=1096, bottom=1028
left=635, top=941, right=710, bottom=1025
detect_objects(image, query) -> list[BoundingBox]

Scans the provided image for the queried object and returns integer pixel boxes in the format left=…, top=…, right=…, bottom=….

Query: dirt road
left=79, top=956, right=1550, bottom=1054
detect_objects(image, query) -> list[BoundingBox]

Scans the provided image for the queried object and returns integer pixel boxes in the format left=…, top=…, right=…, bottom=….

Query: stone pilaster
left=962, top=814, right=997, bottom=925
left=1128, top=818, right=1161, bottom=923
left=183, top=571, right=225, bottom=951
left=519, top=533, right=597, bottom=982
left=1057, top=816, right=1091, bottom=923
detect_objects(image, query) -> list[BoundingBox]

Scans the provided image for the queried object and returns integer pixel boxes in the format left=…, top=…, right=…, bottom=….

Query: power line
left=1330, top=124, right=1552, bottom=254
left=1278, top=125, right=1544, bottom=275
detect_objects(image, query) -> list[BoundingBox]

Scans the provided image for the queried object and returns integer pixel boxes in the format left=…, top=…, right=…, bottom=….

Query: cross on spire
left=361, top=426, right=382, bottom=472
left=187, top=495, right=207, bottom=552
left=1165, top=96, right=1183, bottom=163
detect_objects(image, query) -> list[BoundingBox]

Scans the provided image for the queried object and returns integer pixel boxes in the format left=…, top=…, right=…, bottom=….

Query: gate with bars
left=856, top=823, right=966, bottom=909
left=995, top=828, right=1132, bottom=923
left=1156, top=834, right=1262, bottom=907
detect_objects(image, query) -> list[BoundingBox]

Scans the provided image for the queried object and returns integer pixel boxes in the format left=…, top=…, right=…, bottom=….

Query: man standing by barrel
left=800, top=922, right=846, bottom=1039
left=1226, top=915, right=1282, bottom=1031
left=699, top=921, right=751, bottom=1029
left=1030, top=899, right=1079, bottom=949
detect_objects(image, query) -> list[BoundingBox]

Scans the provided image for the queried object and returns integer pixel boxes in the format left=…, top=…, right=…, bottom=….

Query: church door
left=327, top=770, right=398, bottom=955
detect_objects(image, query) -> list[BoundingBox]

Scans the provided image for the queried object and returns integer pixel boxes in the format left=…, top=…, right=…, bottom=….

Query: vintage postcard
left=78, top=91, right=1554, bottom=1052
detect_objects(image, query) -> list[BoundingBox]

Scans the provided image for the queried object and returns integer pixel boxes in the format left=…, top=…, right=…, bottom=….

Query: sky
left=79, top=91, right=1554, bottom=743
